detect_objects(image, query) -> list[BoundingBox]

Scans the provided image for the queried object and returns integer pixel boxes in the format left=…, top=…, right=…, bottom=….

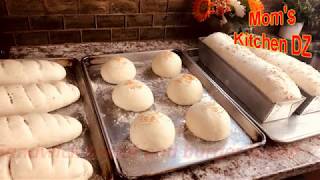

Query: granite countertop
left=9, top=40, right=320, bottom=180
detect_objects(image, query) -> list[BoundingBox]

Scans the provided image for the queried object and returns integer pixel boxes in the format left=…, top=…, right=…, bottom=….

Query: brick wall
left=1, top=0, right=313, bottom=46
left=0, top=0, right=198, bottom=46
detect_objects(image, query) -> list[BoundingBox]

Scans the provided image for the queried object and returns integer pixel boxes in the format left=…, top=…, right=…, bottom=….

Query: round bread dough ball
left=186, top=101, right=231, bottom=141
left=100, top=56, right=136, bottom=84
left=167, top=74, right=203, bottom=105
left=130, top=111, right=175, bottom=152
left=112, top=80, right=154, bottom=112
left=152, top=51, right=182, bottom=78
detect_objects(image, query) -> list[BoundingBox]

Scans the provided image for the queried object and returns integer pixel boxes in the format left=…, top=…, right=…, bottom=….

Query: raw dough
left=250, top=47, right=320, bottom=96
left=0, top=81, right=80, bottom=116
left=0, top=147, right=93, bottom=180
left=100, top=56, right=136, bottom=84
left=0, top=59, right=66, bottom=85
left=152, top=51, right=182, bottom=78
left=167, top=74, right=203, bottom=105
left=0, top=113, right=82, bottom=155
left=186, top=101, right=231, bottom=141
left=203, top=32, right=302, bottom=103
left=130, top=111, right=175, bottom=152
left=112, top=80, right=154, bottom=112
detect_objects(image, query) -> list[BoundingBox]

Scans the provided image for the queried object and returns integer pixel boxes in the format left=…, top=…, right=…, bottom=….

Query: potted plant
left=192, top=0, right=264, bottom=34
left=279, top=0, right=314, bottom=40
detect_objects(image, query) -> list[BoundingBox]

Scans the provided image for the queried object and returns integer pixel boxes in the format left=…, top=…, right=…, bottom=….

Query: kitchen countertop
left=8, top=40, right=320, bottom=180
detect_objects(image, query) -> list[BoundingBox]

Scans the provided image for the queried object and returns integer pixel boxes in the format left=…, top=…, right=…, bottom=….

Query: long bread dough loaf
left=0, top=81, right=80, bottom=116
left=0, top=147, right=93, bottom=180
left=250, top=47, right=320, bottom=96
left=0, top=59, right=66, bottom=85
left=203, top=32, right=302, bottom=103
left=0, top=113, right=82, bottom=155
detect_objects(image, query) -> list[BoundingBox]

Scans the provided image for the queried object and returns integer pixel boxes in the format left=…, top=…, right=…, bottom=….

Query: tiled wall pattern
left=0, top=0, right=198, bottom=45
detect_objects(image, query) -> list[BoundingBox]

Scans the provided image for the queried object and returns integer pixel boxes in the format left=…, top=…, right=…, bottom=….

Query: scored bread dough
left=0, top=81, right=80, bottom=116
left=151, top=51, right=182, bottom=78
left=0, top=113, right=82, bottom=155
left=0, top=59, right=66, bottom=85
left=112, top=80, right=154, bottom=112
left=186, top=101, right=231, bottom=141
left=130, top=111, right=175, bottom=152
left=167, top=73, right=203, bottom=105
left=0, top=147, right=93, bottom=180
left=100, top=56, right=136, bottom=84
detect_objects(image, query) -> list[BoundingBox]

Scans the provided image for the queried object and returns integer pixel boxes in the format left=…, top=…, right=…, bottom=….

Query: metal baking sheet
left=81, top=49, right=266, bottom=179
left=198, top=38, right=306, bottom=123
left=186, top=49, right=320, bottom=143
left=5, top=58, right=107, bottom=179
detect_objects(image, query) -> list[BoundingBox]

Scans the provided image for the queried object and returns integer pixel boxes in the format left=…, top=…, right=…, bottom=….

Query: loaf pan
left=295, top=90, right=320, bottom=115
left=81, top=49, right=266, bottom=179
left=189, top=48, right=320, bottom=143
left=198, top=38, right=306, bottom=123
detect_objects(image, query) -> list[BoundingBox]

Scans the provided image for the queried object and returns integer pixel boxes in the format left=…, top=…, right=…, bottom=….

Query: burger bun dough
left=112, top=80, right=154, bottom=112
left=186, top=101, right=231, bottom=141
left=167, top=74, right=203, bottom=105
left=130, top=111, right=175, bottom=152
left=152, top=51, right=182, bottom=78
left=101, top=56, right=136, bottom=84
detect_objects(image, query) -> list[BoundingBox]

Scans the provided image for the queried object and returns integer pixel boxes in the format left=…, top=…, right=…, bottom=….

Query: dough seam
left=56, top=115, right=64, bottom=127
left=22, top=87, right=34, bottom=109
left=36, top=60, right=43, bottom=71
left=53, top=84, right=63, bottom=95
left=4, top=86, right=14, bottom=105
left=27, top=150, right=34, bottom=170
left=8, top=157, right=13, bottom=180
left=35, top=84, right=45, bottom=97
left=23, top=118, right=35, bottom=140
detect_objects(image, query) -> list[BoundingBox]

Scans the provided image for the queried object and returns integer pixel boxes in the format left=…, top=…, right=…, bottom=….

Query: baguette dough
left=0, top=81, right=80, bottom=116
left=0, top=59, right=66, bottom=85
left=0, top=147, right=93, bottom=180
left=186, top=101, right=231, bottom=141
left=100, top=56, right=136, bottom=84
left=250, top=47, right=320, bottom=96
left=167, top=74, right=203, bottom=105
left=112, top=80, right=154, bottom=112
left=130, top=111, right=175, bottom=152
left=152, top=51, right=182, bottom=78
left=0, top=113, right=82, bottom=155
left=203, top=32, right=302, bottom=103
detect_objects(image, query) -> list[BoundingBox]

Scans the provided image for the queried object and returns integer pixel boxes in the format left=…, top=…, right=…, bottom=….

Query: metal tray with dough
left=81, top=49, right=266, bottom=179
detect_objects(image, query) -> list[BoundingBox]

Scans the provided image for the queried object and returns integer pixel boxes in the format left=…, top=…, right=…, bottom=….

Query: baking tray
left=186, top=49, right=320, bottom=143
left=5, top=58, right=109, bottom=179
left=198, top=38, right=306, bottom=123
left=81, top=49, right=266, bottom=179
left=295, top=89, right=320, bottom=115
